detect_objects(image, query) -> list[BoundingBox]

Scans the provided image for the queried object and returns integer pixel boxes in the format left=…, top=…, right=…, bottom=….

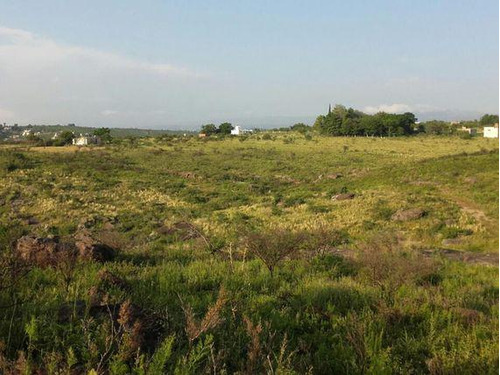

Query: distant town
left=1, top=107, right=498, bottom=147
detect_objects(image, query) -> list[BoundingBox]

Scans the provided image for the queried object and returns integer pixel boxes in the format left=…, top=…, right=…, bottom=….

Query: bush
left=243, top=229, right=307, bottom=276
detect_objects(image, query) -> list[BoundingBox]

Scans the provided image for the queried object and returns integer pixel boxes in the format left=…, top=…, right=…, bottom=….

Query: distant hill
left=22, top=124, right=194, bottom=138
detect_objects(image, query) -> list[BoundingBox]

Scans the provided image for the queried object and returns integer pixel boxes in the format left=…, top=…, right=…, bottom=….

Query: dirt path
left=439, top=187, right=498, bottom=233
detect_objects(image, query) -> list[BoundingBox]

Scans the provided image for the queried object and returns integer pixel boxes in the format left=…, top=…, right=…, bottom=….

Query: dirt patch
left=422, top=248, right=498, bottom=266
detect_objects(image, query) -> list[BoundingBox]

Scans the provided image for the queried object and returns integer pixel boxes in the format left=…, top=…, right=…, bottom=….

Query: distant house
left=483, top=124, right=499, bottom=138
left=231, top=125, right=252, bottom=136
left=72, top=135, right=101, bottom=146
left=230, top=126, right=242, bottom=135
left=52, top=131, right=62, bottom=140
left=21, top=129, right=32, bottom=137
left=459, top=126, right=477, bottom=135
left=198, top=133, right=207, bottom=138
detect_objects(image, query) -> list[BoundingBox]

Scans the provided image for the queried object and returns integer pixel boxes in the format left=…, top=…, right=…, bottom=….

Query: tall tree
left=480, top=114, right=499, bottom=125
left=218, top=122, right=234, bottom=134
left=93, top=127, right=112, bottom=143
left=201, top=124, right=217, bottom=135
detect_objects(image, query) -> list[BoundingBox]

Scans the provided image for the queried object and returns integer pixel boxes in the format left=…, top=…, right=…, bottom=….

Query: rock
left=74, top=231, right=117, bottom=262
left=24, top=217, right=39, bottom=225
left=464, top=177, right=477, bottom=184
left=326, top=173, right=343, bottom=180
left=332, top=193, right=355, bottom=201
left=157, top=221, right=200, bottom=241
left=391, top=208, right=426, bottom=221
left=15, top=235, right=77, bottom=267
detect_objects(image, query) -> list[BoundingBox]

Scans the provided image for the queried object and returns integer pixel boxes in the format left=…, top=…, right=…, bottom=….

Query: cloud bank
left=0, top=26, right=205, bottom=127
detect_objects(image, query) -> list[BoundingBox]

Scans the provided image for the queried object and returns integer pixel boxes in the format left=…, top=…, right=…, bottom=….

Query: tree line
left=313, top=105, right=417, bottom=136
left=200, top=122, right=234, bottom=135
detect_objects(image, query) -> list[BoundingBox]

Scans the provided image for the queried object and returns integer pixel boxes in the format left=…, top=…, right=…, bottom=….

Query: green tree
left=58, top=131, right=75, bottom=145
left=201, top=124, right=217, bottom=136
left=313, top=115, right=325, bottom=132
left=218, top=122, right=234, bottom=135
left=290, top=123, right=311, bottom=133
left=422, top=120, right=451, bottom=135
left=93, top=127, right=112, bottom=143
left=480, top=114, right=499, bottom=125
left=360, top=115, right=385, bottom=136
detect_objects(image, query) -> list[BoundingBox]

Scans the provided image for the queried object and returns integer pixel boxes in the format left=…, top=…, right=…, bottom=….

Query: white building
left=231, top=125, right=252, bottom=135
left=231, top=125, right=242, bottom=135
left=21, top=129, right=32, bottom=137
left=483, top=125, right=499, bottom=138
left=72, top=135, right=101, bottom=146
left=52, top=131, right=63, bottom=140
left=459, top=126, right=477, bottom=135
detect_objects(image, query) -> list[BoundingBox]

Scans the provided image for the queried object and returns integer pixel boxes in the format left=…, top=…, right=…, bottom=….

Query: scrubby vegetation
left=0, top=134, right=498, bottom=374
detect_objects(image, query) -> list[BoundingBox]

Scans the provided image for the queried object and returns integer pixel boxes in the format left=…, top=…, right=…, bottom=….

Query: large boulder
left=74, top=231, right=117, bottom=262
left=16, top=231, right=117, bottom=268
left=15, top=235, right=77, bottom=267
left=391, top=208, right=426, bottom=221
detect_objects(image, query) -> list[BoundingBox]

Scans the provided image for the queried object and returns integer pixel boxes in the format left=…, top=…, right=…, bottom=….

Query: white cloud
left=0, top=26, right=213, bottom=126
left=0, top=26, right=200, bottom=78
left=363, top=103, right=439, bottom=115
left=0, top=26, right=35, bottom=43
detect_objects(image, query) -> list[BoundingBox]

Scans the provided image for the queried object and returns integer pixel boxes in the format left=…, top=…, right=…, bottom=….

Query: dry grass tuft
left=184, top=287, right=228, bottom=344
left=243, top=316, right=262, bottom=374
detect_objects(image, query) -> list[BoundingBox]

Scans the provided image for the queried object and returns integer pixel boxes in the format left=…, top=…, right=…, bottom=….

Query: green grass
left=0, top=134, right=498, bottom=374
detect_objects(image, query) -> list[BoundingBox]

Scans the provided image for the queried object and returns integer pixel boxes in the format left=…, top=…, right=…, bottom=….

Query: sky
left=0, top=0, right=498, bottom=129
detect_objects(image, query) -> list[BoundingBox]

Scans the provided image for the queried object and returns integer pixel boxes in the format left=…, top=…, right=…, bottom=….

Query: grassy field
left=0, top=134, right=498, bottom=374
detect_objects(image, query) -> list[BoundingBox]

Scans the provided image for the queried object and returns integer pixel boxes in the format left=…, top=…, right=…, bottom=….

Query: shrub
left=244, top=229, right=308, bottom=276
left=262, top=133, right=272, bottom=140
left=356, top=234, right=439, bottom=296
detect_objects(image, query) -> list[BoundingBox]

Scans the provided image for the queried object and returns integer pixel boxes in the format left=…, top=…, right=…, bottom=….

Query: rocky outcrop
left=391, top=208, right=426, bottom=221
left=16, top=231, right=117, bottom=268
left=74, top=230, right=117, bottom=262
left=332, top=193, right=355, bottom=201
left=15, top=235, right=77, bottom=267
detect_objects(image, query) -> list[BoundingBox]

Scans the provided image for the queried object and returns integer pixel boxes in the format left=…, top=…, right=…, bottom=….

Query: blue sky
left=0, top=0, right=498, bottom=128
